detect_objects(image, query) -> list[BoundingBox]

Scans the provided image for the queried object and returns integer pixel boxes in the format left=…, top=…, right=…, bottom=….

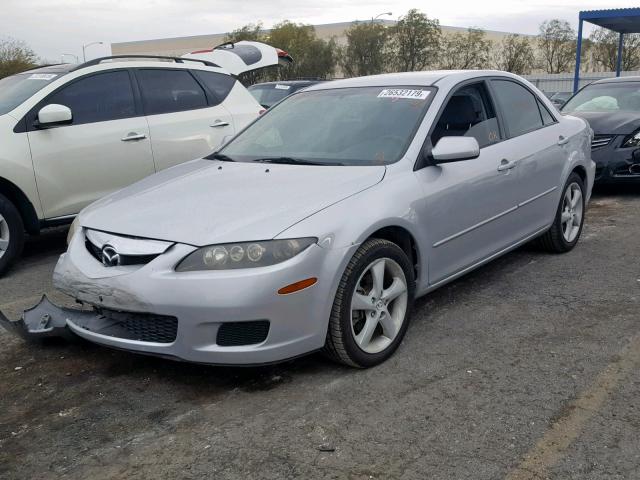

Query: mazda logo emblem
left=101, top=245, right=120, bottom=267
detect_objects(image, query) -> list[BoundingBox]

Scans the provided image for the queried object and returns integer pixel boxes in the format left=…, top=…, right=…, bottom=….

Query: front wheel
left=324, top=238, right=415, bottom=368
left=537, top=172, right=585, bottom=253
left=0, top=193, right=25, bottom=276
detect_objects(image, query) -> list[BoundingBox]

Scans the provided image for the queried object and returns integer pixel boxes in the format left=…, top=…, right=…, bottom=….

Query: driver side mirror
left=37, top=104, right=72, bottom=127
left=430, top=136, right=480, bottom=164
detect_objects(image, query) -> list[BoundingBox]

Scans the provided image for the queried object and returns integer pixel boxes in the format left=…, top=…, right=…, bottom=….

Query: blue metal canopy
left=573, top=8, right=640, bottom=92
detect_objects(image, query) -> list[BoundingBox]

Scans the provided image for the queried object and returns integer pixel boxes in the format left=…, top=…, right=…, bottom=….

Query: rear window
left=136, top=69, right=208, bottom=115
left=491, top=80, right=544, bottom=137
left=248, top=84, right=295, bottom=108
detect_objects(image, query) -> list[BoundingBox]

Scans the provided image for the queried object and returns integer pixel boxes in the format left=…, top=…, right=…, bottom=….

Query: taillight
left=259, top=109, right=266, bottom=115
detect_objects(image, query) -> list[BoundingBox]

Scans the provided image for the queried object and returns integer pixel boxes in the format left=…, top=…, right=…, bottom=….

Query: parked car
left=0, top=41, right=292, bottom=274
left=248, top=80, right=326, bottom=108
left=1, top=71, right=594, bottom=368
left=561, top=76, right=640, bottom=183
left=550, top=91, right=573, bottom=108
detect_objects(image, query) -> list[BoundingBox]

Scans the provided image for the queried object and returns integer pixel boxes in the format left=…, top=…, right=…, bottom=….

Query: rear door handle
left=210, top=120, right=230, bottom=128
left=497, top=158, right=517, bottom=172
left=121, top=133, right=147, bottom=142
left=558, top=135, right=570, bottom=145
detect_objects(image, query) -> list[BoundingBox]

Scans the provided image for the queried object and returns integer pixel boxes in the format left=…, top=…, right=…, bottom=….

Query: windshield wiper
left=253, top=157, right=342, bottom=166
left=206, top=152, right=235, bottom=162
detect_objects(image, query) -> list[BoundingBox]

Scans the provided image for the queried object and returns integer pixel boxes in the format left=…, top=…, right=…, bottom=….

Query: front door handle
left=210, top=120, right=230, bottom=128
left=558, top=135, right=570, bottom=145
left=497, top=158, right=516, bottom=172
left=121, top=133, right=147, bottom=142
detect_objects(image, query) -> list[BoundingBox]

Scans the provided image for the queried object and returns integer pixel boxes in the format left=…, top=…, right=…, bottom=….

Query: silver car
left=1, top=71, right=595, bottom=368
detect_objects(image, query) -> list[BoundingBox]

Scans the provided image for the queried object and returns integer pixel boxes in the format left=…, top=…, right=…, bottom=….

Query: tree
left=341, top=22, right=389, bottom=77
left=538, top=19, right=576, bottom=73
left=224, top=22, right=263, bottom=43
left=493, top=34, right=535, bottom=74
left=439, top=28, right=491, bottom=70
left=0, top=37, right=38, bottom=79
left=590, top=27, right=640, bottom=72
left=388, top=9, right=441, bottom=72
left=266, top=21, right=337, bottom=80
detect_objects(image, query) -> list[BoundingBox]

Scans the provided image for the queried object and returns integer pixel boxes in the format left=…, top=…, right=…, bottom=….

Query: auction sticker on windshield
left=377, top=89, right=429, bottom=100
left=28, top=74, right=57, bottom=81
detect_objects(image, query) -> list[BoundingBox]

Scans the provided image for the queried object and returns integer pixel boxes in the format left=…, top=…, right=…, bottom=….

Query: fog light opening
left=278, top=277, right=317, bottom=295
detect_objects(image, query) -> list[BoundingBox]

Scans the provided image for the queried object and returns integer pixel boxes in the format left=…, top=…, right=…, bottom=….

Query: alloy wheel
left=560, top=182, right=583, bottom=243
left=0, top=213, right=9, bottom=260
left=350, top=257, right=408, bottom=354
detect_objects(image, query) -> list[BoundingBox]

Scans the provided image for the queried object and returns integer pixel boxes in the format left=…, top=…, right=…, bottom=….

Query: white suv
left=0, top=41, right=290, bottom=274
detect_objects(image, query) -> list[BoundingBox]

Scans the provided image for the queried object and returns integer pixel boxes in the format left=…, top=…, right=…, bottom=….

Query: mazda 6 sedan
left=1, top=71, right=595, bottom=368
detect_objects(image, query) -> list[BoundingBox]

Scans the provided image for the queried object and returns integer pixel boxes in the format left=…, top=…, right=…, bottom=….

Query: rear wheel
left=324, top=238, right=415, bottom=368
left=537, top=172, right=585, bottom=253
left=0, top=194, right=25, bottom=276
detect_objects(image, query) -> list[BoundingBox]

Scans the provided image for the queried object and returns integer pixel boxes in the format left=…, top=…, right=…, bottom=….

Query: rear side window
left=192, top=70, right=236, bottom=105
left=538, top=99, right=556, bottom=125
left=137, top=69, right=208, bottom=115
left=45, top=71, right=135, bottom=125
left=492, top=80, right=544, bottom=137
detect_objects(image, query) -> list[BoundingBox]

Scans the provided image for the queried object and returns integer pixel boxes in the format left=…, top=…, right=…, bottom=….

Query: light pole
left=82, top=41, right=104, bottom=62
left=61, top=53, right=79, bottom=64
left=372, top=12, right=392, bottom=23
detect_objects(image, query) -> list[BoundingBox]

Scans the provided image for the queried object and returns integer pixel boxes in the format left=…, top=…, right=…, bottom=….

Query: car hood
left=566, top=110, right=640, bottom=135
left=80, top=159, right=385, bottom=246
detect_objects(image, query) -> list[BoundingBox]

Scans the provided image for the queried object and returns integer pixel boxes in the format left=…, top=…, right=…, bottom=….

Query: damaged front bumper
left=0, top=296, right=85, bottom=341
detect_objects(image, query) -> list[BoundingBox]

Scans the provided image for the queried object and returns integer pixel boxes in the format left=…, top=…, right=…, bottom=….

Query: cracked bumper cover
left=0, top=295, right=89, bottom=341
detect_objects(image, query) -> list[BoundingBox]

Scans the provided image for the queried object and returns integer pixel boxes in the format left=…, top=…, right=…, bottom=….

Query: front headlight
left=175, top=238, right=317, bottom=272
left=66, top=217, right=80, bottom=245
left=622, top=130, right=640, bottom=148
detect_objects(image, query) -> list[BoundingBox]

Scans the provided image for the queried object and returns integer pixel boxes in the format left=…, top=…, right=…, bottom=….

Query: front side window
left=45, top=71, right=136, bottom=125
left=431, top=83, right=500, bottom=148
left=137, top=69, right=208, bottom=115
left=217, top=86, right=434, bottom=166
left=562, top=82, right=640, bottom=113
left=492, top=80, right=544, bottom=137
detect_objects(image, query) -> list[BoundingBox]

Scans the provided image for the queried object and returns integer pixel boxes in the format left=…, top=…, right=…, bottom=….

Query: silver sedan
left=1, top=71, right=595, bottom=368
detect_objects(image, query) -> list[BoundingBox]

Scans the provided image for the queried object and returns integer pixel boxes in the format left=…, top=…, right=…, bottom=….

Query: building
left=110, top=20, right=531, bottom=58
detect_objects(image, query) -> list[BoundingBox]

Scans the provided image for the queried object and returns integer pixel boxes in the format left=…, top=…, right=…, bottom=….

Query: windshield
left=562, top=82, right=640, bottom=113
left=248, top=84, right=297, bottom=108
left=0, top=72, right=61, bottom=115
left=218, top=86, right=434, bottom=166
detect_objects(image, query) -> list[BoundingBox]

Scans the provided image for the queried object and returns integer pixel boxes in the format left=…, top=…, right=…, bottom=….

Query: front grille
left=85, top=239, right=160, bottom=266
left=79, top=309, right=178, bottom=343
left=591, top=135, right=613, bottom=149
left=217, top=321, right=270, bottom=346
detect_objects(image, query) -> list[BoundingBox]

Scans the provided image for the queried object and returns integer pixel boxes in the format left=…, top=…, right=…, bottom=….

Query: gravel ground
left=1, top=187, right=639, bottom=480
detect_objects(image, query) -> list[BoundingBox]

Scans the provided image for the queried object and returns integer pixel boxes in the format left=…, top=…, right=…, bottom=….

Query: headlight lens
left=176, top=238, right=316, bottom=272
left=66, top=217, right=80, bottom=245
left=622, top=130, right=640, bottom=148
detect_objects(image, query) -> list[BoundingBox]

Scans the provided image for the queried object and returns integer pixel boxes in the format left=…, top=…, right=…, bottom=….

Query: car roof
left=593, top=76, right=640, bottom=84
left=18, top=64, right=76, bottom=75
left=304, top=70, right=522, bottom=91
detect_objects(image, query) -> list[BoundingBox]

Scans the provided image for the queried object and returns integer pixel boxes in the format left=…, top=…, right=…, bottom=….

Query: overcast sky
left=1, top=0, right=631, bottom=62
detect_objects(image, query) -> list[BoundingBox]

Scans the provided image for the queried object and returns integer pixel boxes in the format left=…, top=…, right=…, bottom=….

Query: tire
left=0, top=193, right=25, bottom=276
left=324, top=238, right=416, bottom=368
left=537, top=172, right=585, bottom=253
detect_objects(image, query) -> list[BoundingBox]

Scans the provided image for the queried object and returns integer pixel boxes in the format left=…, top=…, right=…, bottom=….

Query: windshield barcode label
left=377, top=89, right=429, bottom=100
left=28, top=74, right=57, bottom=81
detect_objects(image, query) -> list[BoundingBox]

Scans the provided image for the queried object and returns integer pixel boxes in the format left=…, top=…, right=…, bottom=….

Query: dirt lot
left=1, top=188, right=639, bottom=480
